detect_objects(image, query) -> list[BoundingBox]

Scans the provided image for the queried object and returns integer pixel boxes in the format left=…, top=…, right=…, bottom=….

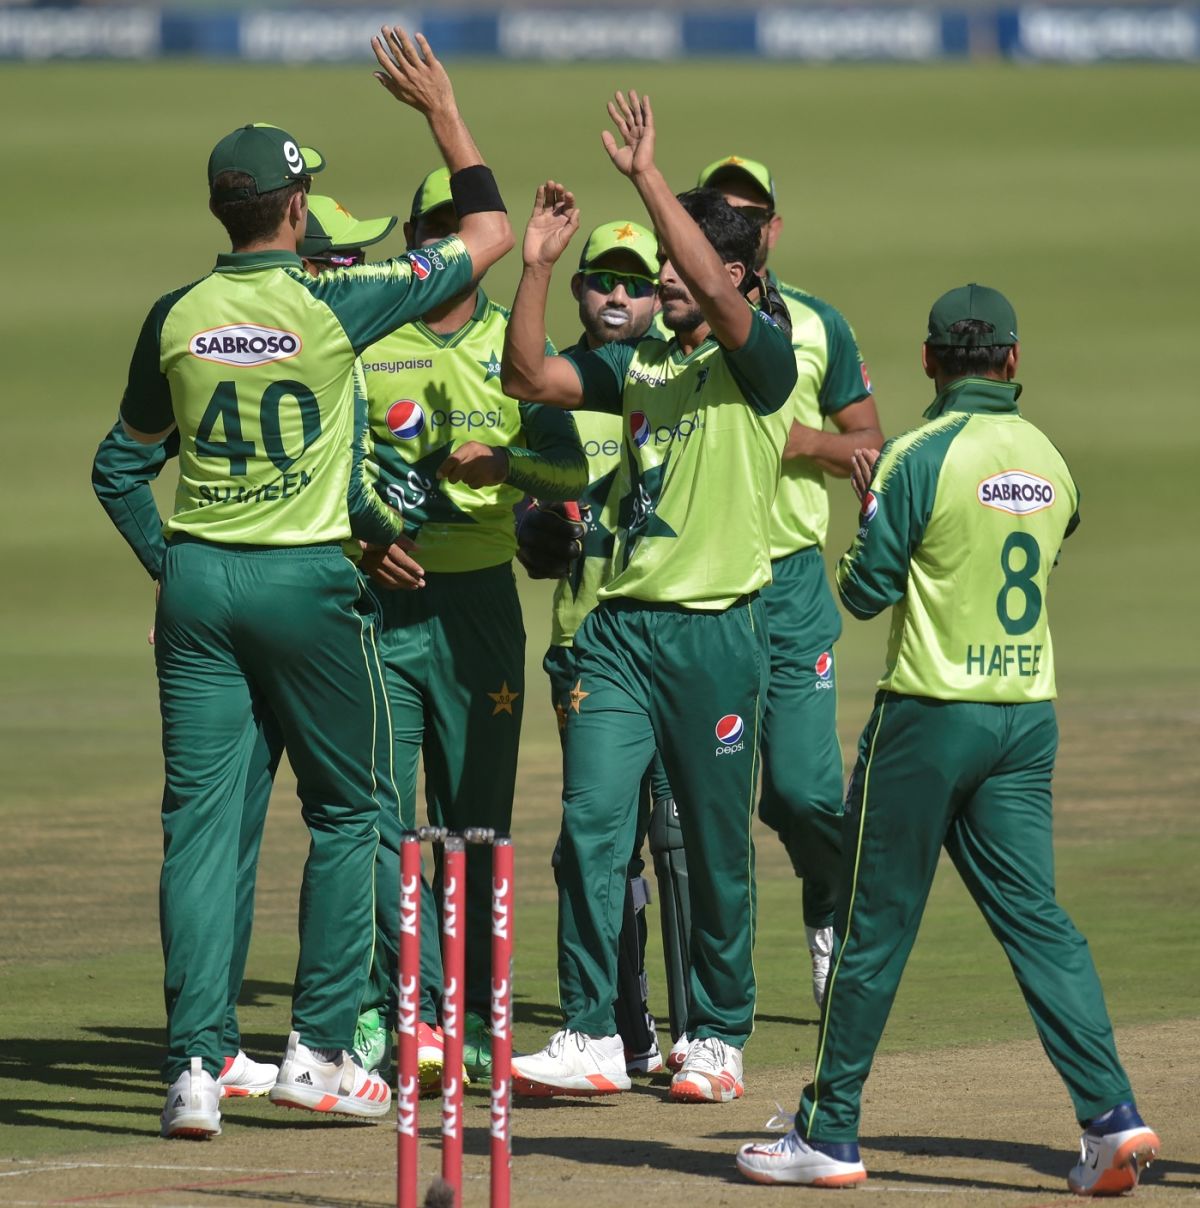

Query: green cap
left=409, top=167, right=453, bottom=223
left=697, top=155, right=775, bottom=206
left=301, top=195, right=397, bottom=258
left=926, top=284, right=1018, bottom=348
left=208, top=123, right=325, bottom=202
left=577, top=220, right=658, bottom=275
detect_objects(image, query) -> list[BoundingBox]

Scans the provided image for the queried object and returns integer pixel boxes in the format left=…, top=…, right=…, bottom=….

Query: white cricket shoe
left=161, top=1057, right=221, bottom=1139
left=1067, top=1102, right=1160, bottom=1196
left=667, top=1033, right=690, bottom=1073
left=737, top=1111, right=867, bottom=1187
left=268, top=1031, right=391, bottom=1118
left=511, top=1029, right=631, bottom=1097
left=217, top=1050, right=278, bottom=1098
left=624, top=1020, right=664, bottom=1075
left=806, top=924, right=834, bottom=1009
left=669, top=1036, right=744, bottom=1103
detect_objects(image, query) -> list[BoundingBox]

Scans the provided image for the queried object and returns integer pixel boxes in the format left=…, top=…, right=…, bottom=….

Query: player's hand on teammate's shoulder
left=438, top=441, right=509, bottom=489
left=371, top=26, right=456, bottom=118
left=360, top=536, right=426, bottom=591
left=522, top=182, right=580, bottom=270
left=602, top=89, right=656, bottom=180
left=850, top=447, right=881, bottom=501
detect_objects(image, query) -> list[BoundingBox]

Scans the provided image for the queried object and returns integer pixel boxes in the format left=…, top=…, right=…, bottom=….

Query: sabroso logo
left=387, top=400, right=425, bottom=440
left=189, top=324, right=301, bottom=367
left=629, top=411, right=651, bottom=449
left=977, top=470, right=1056, bottom=516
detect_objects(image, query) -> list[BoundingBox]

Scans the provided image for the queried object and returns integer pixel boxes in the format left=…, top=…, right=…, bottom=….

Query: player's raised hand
left=850, top=447, right=881, bottom=501
left=522, top=182, right=580, bottom=269
left=438, top=441, right=509, bottom=488
left=602, top=90, right=656, bottom=179
left=372, top=27, right=456, bottom=117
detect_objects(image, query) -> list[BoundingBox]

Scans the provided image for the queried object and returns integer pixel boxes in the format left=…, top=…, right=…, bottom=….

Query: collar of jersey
left=414, top=287, right=488, bottom=347
left=214, top=250, right=303, bottom=272
left=924, top=376, right=1022, bottom=420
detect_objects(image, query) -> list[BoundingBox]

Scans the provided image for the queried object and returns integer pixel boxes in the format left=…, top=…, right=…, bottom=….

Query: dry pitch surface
left=4, top=1020, right=1198, bottom=1207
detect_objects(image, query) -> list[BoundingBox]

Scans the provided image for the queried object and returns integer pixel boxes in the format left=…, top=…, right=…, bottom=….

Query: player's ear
left=727, top=260, right=746, bottom=291
left=921, top=343, right=937, bottom=380
left=570, top=273, right=584, bottom=302
left=1006, top=344, right=1020, bottom=379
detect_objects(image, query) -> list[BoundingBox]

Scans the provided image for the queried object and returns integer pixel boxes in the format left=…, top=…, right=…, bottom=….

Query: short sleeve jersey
left=564, top=308, right=796, bottom=611
left=119, top=239, right=473, bottom=546
left=770, top=276, right=872, bottom=558
left=362, top=290, right=584, bottom=574
left=837, top=378, right=1080, bottom=702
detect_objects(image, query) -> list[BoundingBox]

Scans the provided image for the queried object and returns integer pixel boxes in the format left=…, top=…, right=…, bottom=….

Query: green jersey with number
left=837, top=378, right=1079, bottom=702
left=118, top=240, right=473, bottom=547
left=770, top=275, right=872, bottom=558
left=362, top=290, right=586, bottom=574
left=564, top=307, right=796, bottom=611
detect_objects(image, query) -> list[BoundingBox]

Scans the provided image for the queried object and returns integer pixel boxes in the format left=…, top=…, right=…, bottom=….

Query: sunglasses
left=310, top=249, right=366, bottom=268
left=734, top=205, right=774, bottom=228
left=581, top=270, right=658, bottom=300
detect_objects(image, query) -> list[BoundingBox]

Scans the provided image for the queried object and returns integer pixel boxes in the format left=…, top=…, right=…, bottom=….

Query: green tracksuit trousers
left=758, top=547, right=846, bottom=930
left=558, top=596, right=768, bottom=1048
left=369, top=563, right=525, bottom=1023
left=155, top=538, right=391, bottom=1081
left=799, top=692, right=1134, bottom=1141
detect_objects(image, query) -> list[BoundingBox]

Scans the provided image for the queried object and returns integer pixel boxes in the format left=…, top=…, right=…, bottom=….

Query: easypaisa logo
left=714, top=713, right=745, bottom=757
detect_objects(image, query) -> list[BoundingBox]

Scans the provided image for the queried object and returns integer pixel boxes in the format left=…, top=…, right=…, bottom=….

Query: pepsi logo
left=815, top=652, right=833, bottom=680
left=629, top=410, right=651, bottom=449
left=387, top=399, right=425, bottom=440
left=714, top=714, right=745, bottom=746
left=861, top=491, right=878, bottom=522
left=861, top=362, right=872, bottom=393
left=407, top=252, right=432, bottom=280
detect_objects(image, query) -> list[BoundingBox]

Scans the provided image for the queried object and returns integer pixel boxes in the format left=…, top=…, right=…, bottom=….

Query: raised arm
left=602, top=90, right=751, bottom=350
left=372, top=27, right=512, bottom=276
left=500, top=182, right=587, bottom=408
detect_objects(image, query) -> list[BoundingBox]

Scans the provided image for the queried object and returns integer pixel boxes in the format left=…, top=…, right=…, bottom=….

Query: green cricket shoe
left=353, top=1008, right=392, bottom=1075
left=464, top=1011, right=492, bottom=1082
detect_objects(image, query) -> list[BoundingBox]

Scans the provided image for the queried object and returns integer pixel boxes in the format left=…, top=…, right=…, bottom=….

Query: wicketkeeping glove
left=516, top=501, right=586, bottom=580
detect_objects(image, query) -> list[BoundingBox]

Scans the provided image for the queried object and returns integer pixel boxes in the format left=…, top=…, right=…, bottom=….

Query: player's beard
left=661, top=298, right=704, bottom=333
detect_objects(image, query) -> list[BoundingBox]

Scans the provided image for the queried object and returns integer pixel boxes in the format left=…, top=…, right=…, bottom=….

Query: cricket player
left=111, top=27, right=513, bottom=1137
left=517, top=219, right=685, bottom=1075
left=697, top=155, right=883, bottom=1006
left=91, top=192, right=402, bottom=1106
left=503, top=91, right=796, bottom=1103
left=353, top=166, right=587, bottom=1087
left=736, top=285, right=1161, bottom=1193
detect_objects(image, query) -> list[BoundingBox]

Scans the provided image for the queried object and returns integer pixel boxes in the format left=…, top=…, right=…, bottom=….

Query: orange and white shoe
left=217, top=1050, right=278, bottom=1098
left=161, top=1057, right=221, bottom=1139
left=268, top=1031, right=390, bottom=1118
left=737, top=1113, right=867, bottom=1187
left=511, top=1029, right=631, bottom=1097
left=667, top=1033, right=690, bottom=1073
left=1067, top=1103, right=1160, bottom=1196
left=416, top=1022, right=469, bottom=1097
left=669, top=1037, right=744, bottom=1103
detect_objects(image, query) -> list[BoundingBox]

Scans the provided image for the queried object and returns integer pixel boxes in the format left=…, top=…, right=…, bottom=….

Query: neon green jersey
left=119, top=240, right=473, bottom=547
left=362, top=290, right=586, bottom=574
left=837, top=378, right=1080, bottom=702
left=565, top=308, right=796, bottom=611
left=770, top=275, right=872, bottom=558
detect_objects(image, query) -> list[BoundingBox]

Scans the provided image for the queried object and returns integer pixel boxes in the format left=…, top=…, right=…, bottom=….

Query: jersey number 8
left=996, top=531, right=1042, bottom=636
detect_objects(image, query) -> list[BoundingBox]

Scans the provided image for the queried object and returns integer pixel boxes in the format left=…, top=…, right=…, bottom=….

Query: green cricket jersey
left=770, top=275, right=872, bottom=558
left=837, top=378, right=1079, bottom=702
left=119, top=239, right=473, bottom=548
left=564, top=307, right=796, bottom=611
left=362, top=290, right=587, bottom=574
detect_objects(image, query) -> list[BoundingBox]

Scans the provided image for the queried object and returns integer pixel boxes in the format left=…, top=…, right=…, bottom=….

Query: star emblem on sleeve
left=568, top=679, right=590, bottom=713
left=488, top=681, right=520, bottom=716
left=479, top=350, right=503, bottom=382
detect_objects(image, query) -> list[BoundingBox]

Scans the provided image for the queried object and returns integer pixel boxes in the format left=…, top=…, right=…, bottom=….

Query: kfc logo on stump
left=714, top=713, right=746, bottom=756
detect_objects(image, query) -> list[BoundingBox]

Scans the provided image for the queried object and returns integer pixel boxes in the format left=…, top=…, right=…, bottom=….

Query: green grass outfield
left=1, top=61, right=1197, bottom=1161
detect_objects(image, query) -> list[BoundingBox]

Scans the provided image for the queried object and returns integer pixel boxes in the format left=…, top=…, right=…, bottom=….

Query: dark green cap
left=208, top=123, right=325, bottom=202
left=926, top=284, right=1018, bottom=348
left=409, top=167, right=453, bottom=223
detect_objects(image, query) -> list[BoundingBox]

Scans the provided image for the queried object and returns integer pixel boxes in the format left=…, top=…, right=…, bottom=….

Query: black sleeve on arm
left=722, top=308, right=799, bottom=416
left=559, top=340, right=636, bottom=415
left=449, top=166, right=506, bottom=217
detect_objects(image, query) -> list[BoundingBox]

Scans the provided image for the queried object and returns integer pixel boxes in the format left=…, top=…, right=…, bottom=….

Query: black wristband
left=449, top=165, right=506, bottom=218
